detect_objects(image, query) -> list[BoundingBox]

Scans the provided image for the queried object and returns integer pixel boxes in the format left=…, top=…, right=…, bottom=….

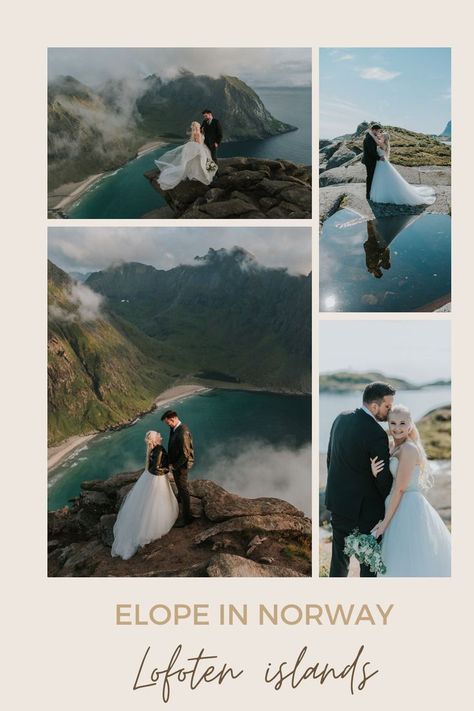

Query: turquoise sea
left=49, top=389, right=312, bottom=514
left=66, top=86, right=311, bottom=219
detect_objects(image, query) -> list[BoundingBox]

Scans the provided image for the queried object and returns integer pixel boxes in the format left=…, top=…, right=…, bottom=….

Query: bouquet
left=206, top=158, right=217, bottom=172
left=344, top=529, right=387, bottom=575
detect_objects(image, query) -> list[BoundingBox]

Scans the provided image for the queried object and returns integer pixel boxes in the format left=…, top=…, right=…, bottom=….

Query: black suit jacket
left=148, top=444, right=169, bottom=476
left=201, top=118, right=223, bottom=149
left=167, top=423, right=195, bottom=471
left=361, top=132, right=380, bottom=168
left=325, top=408, right=392, bottom=527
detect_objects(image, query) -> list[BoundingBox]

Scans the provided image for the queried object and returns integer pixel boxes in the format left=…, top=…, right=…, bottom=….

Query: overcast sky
left=319, top=320, right=450, bottom=383
left=48, top=226, right=312, bottom=276
left=320, top=47, right=450, bottom=137
left=48, top=48, right=311, bottom=88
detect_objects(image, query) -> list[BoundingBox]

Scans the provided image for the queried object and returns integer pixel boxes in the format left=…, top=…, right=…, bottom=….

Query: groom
left=161, top=409, right=195, bottom=525
left=325, top=382, right=395, bottom=577
left=201, top=109, right=223, bottom=163
left=361, top=123, right=384, bottom=200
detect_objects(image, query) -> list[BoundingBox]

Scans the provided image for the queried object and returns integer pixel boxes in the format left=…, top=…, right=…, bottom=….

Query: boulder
left=144, top=157, right=311, bottom=218
left=207, top=553, right=305, bottom=577
left=326, top=144, right=357, bottom=170
left=193, top=513, right=311, bottom=545
left=188, top=479, right=303, bottom=522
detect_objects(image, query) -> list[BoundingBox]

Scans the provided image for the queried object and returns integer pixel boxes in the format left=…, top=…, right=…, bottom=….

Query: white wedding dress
left=111, top=470, right=179, bottom=560
left=154, top=139, right=218, bottom=190
left=380, top=457, right=451, bottom=577
left=370, top=146, right=436, bottom=205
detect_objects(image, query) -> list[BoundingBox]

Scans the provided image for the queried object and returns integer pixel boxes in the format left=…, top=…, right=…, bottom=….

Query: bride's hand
left=371, top=520, right=386, bottom=538
left=370, top=456, right=384, bottom=477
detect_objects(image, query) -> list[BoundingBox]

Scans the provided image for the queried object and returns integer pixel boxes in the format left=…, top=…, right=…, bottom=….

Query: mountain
left=86, top=247, right=311, bottom=393
left=48, top=71, right=296, bottom=189
left=48, top=76, right=144, bottom=189
left=134, top=71, right=295, bottom=139
left=48, top=261, right=172, bottom=445
left=439, top=121, right=451, bottom=138
left=68, top=271, right=93, bottom=283
left=319, top=370, right=417, bottom=393
left=49, top=250, right=311, bottom=444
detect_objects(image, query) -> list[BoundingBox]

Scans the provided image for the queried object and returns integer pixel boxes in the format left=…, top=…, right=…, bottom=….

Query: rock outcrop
left=48, top=472, right=312, bottom=577
left=144, top=157, right=312, bottom=218
left=319, top=123, right=451, bottom=224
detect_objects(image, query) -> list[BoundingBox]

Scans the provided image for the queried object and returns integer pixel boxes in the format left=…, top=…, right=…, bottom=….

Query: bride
left=154, top=121, right=218, bottom=190
left=369, top=129, right=437, bottom=206
left=370, top=405, right=451, bottom=576
left=111, top=430, right=179, bottom=560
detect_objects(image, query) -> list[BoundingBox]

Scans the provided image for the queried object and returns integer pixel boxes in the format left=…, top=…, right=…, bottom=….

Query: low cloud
left=203, top=442, right=312, bottom=516
left=49, top=282, right=103, bottom=323
left=359, top=67, right=401, bottom=81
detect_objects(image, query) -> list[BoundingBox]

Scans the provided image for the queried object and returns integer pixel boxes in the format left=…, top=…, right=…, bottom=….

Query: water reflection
left=320, top=209, right=451, bottom=312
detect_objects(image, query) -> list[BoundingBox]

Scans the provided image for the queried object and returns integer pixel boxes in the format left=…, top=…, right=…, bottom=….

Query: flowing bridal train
left=154, top=121, right=218, bottom=190
left=111, top=431, right=178, bottom=560
left=370, top=133, right=436, bottom=206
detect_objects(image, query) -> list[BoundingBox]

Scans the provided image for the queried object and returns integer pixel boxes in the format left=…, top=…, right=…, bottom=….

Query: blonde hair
left=389, top=405, right=433, bottom=488
left=144, top=430, right=162, bottom=469
left=190, top=121, right=202, bottom=143
left=381, top=131, right=391, bottom=159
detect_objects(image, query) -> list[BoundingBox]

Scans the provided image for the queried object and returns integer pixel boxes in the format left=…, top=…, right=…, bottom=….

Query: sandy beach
left=49, top=173, right=105, bottom=211
left=154, top=383, right=210, bottom=407
left=48, top=139, right=174, bottom=212
left=136, top=140, right=171, bottom=157
left=48, top=434, right=96, bottom=475
left=48, top=383, right=209, bottom=475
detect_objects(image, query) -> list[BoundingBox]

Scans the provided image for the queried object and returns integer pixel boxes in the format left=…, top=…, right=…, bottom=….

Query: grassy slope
left=347, top=126, right=451, bottom=167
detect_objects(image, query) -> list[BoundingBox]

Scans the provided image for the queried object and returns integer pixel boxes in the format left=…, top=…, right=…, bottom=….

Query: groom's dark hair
left=202, top=108, right=213, bottom=114
left=161, top=410, right=178, bottom=421
left=371, top=123, right=382, bottom=131
left=363, top=381, right=396, bottom=404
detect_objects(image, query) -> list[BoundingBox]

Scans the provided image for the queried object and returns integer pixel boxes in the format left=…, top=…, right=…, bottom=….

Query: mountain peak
left=194, top=246, right=257, bottom=268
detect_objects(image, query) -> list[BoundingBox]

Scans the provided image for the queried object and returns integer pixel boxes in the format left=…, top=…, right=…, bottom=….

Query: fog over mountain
left=48, top=226, right=312, bottom=276
left=48, top=48, right=311, bottom=88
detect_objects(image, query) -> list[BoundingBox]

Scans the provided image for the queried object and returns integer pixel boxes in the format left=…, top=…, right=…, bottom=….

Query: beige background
left=2, top=1, right=473, bottom=708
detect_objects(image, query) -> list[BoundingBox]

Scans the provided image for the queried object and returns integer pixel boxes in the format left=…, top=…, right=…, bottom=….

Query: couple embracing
left=326, top=382, right=451, bottom=577
left=111, top=409, right=196, bottom=561
left=362, top=123, right=436, bottom=206
left=155, top=109, right=223, bottom=191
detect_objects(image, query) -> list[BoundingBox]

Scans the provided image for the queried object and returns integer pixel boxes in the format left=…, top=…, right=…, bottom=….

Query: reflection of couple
left=155, top=109, right=223, bottom=190
left=325, top=382, right=451, bottom=577
left=362, top=123, right=436, bottom=205
left=111, top=410, right=195, bottom=560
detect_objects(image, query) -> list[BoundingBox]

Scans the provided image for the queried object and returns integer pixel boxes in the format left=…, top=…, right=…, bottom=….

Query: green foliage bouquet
left=344, top=529, right=387, bottom=575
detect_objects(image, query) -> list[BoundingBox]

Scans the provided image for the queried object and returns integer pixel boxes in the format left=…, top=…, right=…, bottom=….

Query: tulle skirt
left=371, top=160, right=436, bottom=206
left=111, top=470, right=179, bottom=560
left=155, top=141, right=217, bottom=190
left=380, top=491, right=451, bottom=577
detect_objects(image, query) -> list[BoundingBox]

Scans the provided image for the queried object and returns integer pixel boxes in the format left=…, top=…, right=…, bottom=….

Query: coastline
left=48, top=434, right=96, bottom=474
left=48, top=137, right=175, bottom=212
left=49, top=173, right=105, bottom=211
left=48, top=383, right=210, bottom=475
left=48, top=382, right=310, bottom=475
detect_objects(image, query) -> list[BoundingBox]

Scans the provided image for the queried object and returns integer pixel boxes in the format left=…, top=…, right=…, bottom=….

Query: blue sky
left=319, top=320, right=450, bottom=383
left=320, top=48, right=451, bottom=138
